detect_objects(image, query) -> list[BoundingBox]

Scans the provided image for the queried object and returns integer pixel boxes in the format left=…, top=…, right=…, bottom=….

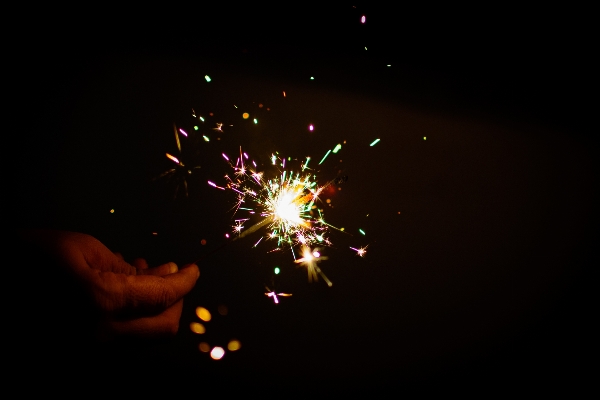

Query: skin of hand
left=17, top=229, right=200, bottom=341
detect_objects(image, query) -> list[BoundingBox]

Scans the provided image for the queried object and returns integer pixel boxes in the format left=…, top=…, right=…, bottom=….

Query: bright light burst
left=210, top=148, right=338, bottom=265
left=294, top=246, right=332, bottom=286
left=350, top=245, right=368, bottom=257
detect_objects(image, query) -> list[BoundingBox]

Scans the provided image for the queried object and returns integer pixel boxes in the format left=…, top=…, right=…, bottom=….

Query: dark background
left=11, top=4, right=595, bottom=393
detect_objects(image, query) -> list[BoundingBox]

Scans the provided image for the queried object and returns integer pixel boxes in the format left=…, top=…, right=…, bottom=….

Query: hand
left=18, top=229, right=200, bottom=341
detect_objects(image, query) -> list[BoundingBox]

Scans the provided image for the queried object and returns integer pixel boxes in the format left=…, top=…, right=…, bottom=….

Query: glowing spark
left=332, top=144, right=342, bottom=154
left=213, top=122, right=224, bottom=132
left=153, top=124, right=201, bottom=198
left=361, top=15, right=366, bottom=23
left=370, top=138, right=381, bottom=146
left=265, top=286, right=292, bottom=304
left=166, top=153, right=182, bottom=165
left=359, top=229, right=366, bottom=235
left=294, top=246, right=332, bottom=286
left=350, top=245, right=368, bottom=257
left=205, top=75, right=211, bottom=82
left=208, top=181, right=226, bottom=190
left=309, top=124, right=314, bottom=131
left=319, top=150, right=331, bottom=165
left=302, top=157, right=311, bottom=171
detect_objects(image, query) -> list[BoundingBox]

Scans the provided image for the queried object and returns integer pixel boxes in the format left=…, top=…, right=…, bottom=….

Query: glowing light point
left=204, top=75, right=211, bottom=82
left=424, top=136, right=427, bottom=140
left=228, top=340, right=241, bottom=351
left=199, top=342, right=210, bottom=353
left=189, top=322, right=205, bottom=334
left=242, top=112, right=249, bottom=119
left=179, top=128, right=188, bottom=137
left=361, top=15, right=366, bottom=23
left=359, top=229, right=366, bottom=235
left=309, top=124, right=314, bottom=131
left=253, top=118, right=258, bottom=124
left=109, top=209, right=114, bottom=214
left=370, top=138, right=381, bottom=146
left=310, top=76, right=315, bottom=80
left=274, top=267, right=280, bottom=274
left=196, top=307, right=212, bottom=322
left=332, top=144, right=342, bottom=153
left=210, top=347, right=225, bottom=360
left=194, top=126, right=199, bottom=130
left=203, top=135, right=210, bottom=142
left=199, top=116, right=205, bottom=122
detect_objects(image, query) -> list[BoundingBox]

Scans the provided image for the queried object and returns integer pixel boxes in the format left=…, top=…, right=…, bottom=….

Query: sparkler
left=206, top=147, right=345, bottom=284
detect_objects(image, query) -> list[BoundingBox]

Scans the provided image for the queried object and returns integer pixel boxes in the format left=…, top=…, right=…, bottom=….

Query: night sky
left=11, top=4, right=595, bottom=393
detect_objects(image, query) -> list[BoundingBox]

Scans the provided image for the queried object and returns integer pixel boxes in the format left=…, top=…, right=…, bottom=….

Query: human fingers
left=132, top=258, right=149, bottom=271
left=120, top=263, right=199, bottom=315
left=105, top=299, right=185, bottom=338
left=139, top=262, right=178, bottom=277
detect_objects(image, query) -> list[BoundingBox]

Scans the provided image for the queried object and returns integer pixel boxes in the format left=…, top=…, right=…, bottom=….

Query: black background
left=11, top=3, right=595, bottom=394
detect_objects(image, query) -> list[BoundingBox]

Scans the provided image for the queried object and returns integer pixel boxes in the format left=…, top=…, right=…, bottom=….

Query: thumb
left=121, top=263, right=199, bottom=314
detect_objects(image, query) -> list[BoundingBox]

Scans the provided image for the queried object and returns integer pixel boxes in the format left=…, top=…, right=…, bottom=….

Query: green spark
left=203, top=136, right=209, bottom=142
left=332, top=144, right=342, bottom=153
left=359, top=229, right=366, bottom=235
left=204, top=75, right=211, bottom=82
left=319, top=150, right=331, bottom=165
left=370, top=138, right=381, bottom=146
left=274, top=267, right=280, bottom=275
left=303, top=157, right=311, bottom=171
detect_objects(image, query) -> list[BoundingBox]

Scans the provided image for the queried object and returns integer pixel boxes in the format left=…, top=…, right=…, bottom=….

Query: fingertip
left=168, top=262, right=178, bottom=274
left=184, top=263, right=200, bottom=279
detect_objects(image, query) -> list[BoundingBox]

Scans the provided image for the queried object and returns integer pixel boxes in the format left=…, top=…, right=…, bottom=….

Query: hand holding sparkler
left=17, top=228, right=200, bottom=341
